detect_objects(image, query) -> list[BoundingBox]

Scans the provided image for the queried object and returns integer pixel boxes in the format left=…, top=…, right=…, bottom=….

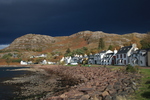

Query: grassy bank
left=129, top=68, right=150, bottom=100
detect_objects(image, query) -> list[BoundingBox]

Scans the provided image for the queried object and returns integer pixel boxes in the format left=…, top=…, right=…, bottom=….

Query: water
left=0, top=67, right=30, bottom=100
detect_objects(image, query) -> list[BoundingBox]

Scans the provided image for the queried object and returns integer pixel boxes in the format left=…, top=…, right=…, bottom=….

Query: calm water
left=0, top=67, right=30, bottom=100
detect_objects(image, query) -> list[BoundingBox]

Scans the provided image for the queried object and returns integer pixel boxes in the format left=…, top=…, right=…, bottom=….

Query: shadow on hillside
left=145, top=80, right=150, bottom=84
left=141, top=91, right=150, bottom=98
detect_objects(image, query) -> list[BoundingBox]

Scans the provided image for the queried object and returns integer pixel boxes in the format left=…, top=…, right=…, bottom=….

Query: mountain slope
left=5, top=34, right=56, bottom=51
left=4, top=31, right=146, bottom=53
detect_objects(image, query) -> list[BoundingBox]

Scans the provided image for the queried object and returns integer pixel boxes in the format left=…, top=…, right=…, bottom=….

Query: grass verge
left=129, top=68, right=150, bottom=100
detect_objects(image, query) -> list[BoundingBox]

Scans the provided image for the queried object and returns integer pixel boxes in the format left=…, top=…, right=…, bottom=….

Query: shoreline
left=0, top=65, right=31, bottom=67
left=0, top=64, right=143, bottom=100
left=1, top=66, right=59, bottom=100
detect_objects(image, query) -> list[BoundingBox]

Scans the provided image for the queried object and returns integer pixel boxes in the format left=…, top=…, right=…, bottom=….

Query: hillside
left=4, top=31, right=146, bottom=54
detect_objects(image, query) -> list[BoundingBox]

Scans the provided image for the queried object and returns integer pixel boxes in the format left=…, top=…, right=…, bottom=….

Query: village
left=20, top=43, right=150, bottom=67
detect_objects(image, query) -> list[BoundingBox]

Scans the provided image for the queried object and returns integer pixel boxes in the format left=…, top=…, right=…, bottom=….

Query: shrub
left=11, top=59, right=22, bottom=63
left=126, top=64, right=140, bottom=73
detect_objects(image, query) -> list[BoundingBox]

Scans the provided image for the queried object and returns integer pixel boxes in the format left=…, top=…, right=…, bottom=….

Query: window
left=121, top=59, right=123, bottom=63
left=124, top=60, right=126, bottom=65
left=124, top=54, right=126, bottom=58
left=117, top=55, right=119, bottom=58
left=120, top=54, right=122, bottom=58
left=141, top=61, right=143, bottom=64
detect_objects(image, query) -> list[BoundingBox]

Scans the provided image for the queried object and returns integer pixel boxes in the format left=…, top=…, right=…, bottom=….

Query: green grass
left=129, top=68, right=150, bottom=100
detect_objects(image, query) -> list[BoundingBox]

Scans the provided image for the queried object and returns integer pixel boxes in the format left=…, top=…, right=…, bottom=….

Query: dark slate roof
left=132, top=49, right=140, bottom=54
left=117, top=46, right=132, bottom=54
left=106, top=53, right=114, bottom=55
left=140, top=49, right=148, bottom=56
left=99, top=50, right=107, bottom=53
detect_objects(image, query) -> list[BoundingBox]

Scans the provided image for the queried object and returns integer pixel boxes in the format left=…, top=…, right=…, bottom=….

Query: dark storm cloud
left=0, top=0, right=150, bottom=45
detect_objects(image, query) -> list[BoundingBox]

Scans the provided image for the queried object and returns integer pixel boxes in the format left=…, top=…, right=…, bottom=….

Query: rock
left=108, top=89, right=117, bottom=96
left=113, top=82, right=121, bottom=90
left=124, top=87, right=134, bottom=93
left=105, top=95, right=112, bottom=100
left=40, top=66, right=141, bottom=99
left=116, top=95, right=127, bottom=100
left=89, top=94, right=101, bottom=100
left=105, top=84, right=113, bottom=91
left=102, top=91, right=109, bottom=98
left=60, top=94, right=67, bottom=98
left=96, top=86, right=106, bottom=92
left=80, top=95, right=90, bottom=100
left=79, top=88, right=95, bottom=92
left=131, top=84, right=137, bottom=91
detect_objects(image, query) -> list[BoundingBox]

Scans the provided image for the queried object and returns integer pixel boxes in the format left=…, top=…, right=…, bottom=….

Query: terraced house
left=115, top=44, right=138, bottom=66
left=129, top=49, right=150, bottom=66
left=59, top=44, right=150, bottom=67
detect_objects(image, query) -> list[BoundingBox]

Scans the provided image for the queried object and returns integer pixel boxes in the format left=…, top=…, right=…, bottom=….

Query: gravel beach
left=1, top=65, right=61, bottom=100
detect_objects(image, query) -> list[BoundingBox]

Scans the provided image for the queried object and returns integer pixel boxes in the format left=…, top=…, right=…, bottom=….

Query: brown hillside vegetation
left=3, top=31, right=146, bottom=54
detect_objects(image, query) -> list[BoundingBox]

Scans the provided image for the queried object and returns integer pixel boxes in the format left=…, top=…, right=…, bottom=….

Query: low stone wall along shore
left=41, top=65, right=141, bottom=100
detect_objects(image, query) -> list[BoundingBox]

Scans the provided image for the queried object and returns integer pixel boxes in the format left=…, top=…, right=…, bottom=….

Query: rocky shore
left=41, top=65, right=141, bottom=100
left=2, top=66, right=60, bottom=100
left=1, top=65, right=141, bottom=100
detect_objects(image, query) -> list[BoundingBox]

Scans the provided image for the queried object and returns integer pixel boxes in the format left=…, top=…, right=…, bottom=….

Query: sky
left=0, top=0, right=150, bottom=49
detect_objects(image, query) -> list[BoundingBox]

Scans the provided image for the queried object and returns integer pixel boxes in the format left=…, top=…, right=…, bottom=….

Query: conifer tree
left=108, top=45, right=113, bottom=50
left=98, top=38, right=105, bottom=49
left=66, top=48, right=71, bottom=54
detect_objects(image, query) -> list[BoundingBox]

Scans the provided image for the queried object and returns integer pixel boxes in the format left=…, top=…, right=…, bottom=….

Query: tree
left=82, top=47, right=88, bottom=51
left=76, top=49, right=84, bottom=55
left=140, top=32, right=150, bottom=49
left=6, top=58, right=11, bottom=65
left=2, top=53, right=12, bottom=59
left=66, top=48, right=71, bottom=54
left=90, top=48, right=98, bottom=54
left=98, top=38, right=105, bottom=50
left=108, top=45, right=113, bottom=50
left=2, top=53, right=12, bottom=65
left=46, top=52, right=53, bottom=61
left=65, top=48, right=72, bottom=56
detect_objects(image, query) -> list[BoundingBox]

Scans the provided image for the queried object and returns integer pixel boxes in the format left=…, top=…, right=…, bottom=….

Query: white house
left=30, top=54, right=47, bottom=58
left=42, top=59, right=47, bottom=65
left=60, top=55, right=84, bottom=65
left=60, top=56, right=72, bottom=65
left=116, top=44, right=138, bottom=65
left=129, top=49, right=147, bottom=66
left=20, top=61, right=28, bottom=65
left=139, top=50, right=147, bottom=66
left=88, top=53, right=95, bottom=64
left=90, top=50, right=114, bottom=65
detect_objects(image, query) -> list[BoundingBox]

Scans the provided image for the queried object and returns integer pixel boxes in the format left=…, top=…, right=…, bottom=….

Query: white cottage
left=88, top=53, right=95, bottom=64
left=116, top=44, right=138, bottom=65
left=129, top=48, right=149, bottom=67
left=20, top=61, right=28, bottom=65
left=139, top=50, right=147, bottom=66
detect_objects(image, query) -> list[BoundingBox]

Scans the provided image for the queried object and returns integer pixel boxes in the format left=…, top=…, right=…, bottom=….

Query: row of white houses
left=61, top=44, right=150, bottom=67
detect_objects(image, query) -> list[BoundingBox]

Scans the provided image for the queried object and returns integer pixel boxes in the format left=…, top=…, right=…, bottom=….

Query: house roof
left=140, top=49, right=148, bottom=56
left=132, top=49, right=140, bottom=54
left=117, top=46, right=132, bottom=54
left=99, top=50, right=107, bottom=53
